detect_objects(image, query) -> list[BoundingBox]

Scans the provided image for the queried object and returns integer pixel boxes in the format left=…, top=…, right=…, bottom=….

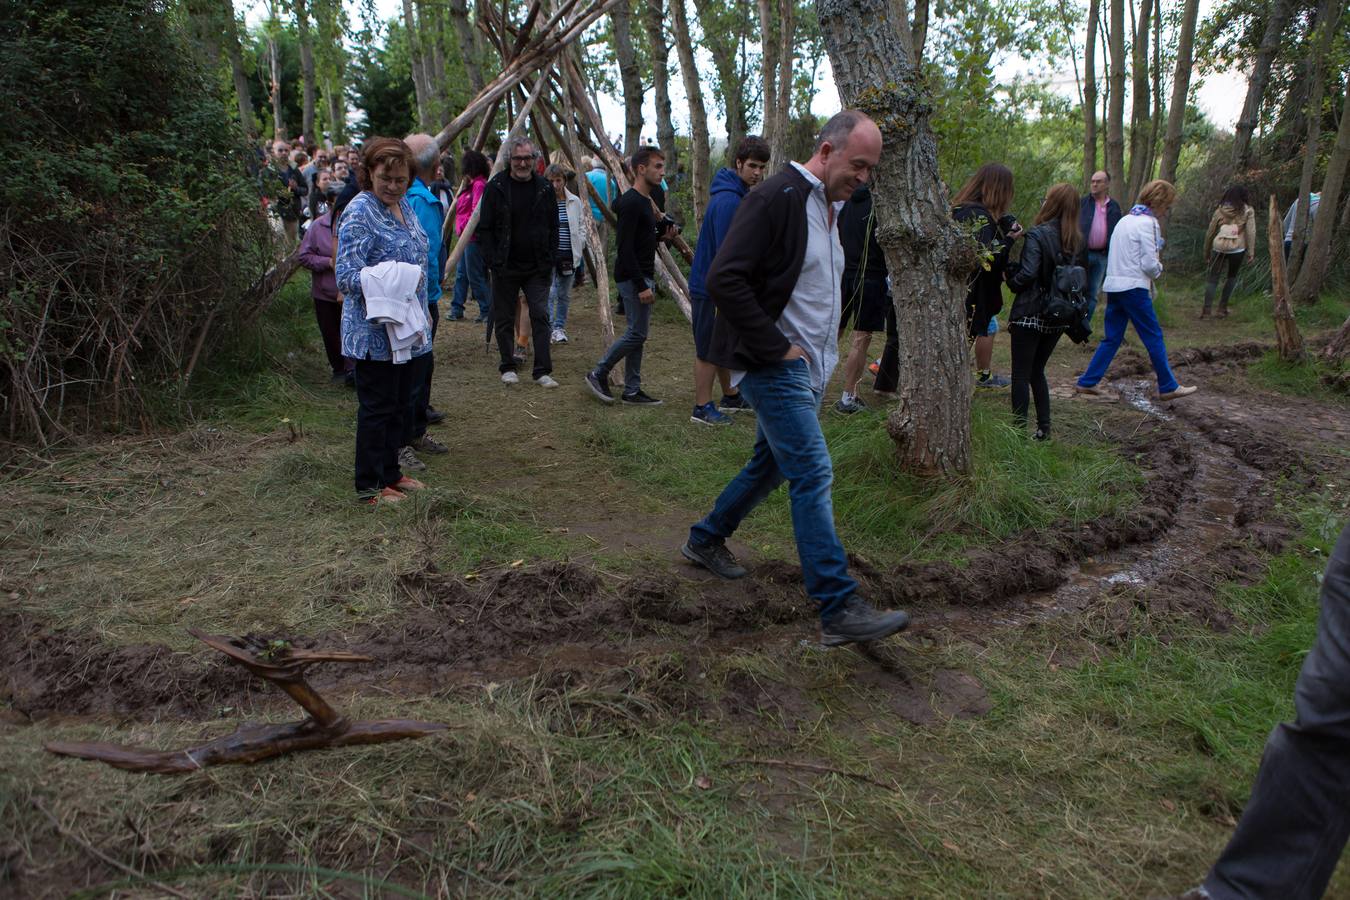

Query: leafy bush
left=0, top=0, right=272, bottom=444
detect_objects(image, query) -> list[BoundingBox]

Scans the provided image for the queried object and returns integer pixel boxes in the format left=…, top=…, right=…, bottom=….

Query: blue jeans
left=688, top=358, right=857, bottom=621
left=594, top=278, right=652, bottom=394
left=1077, top=288, right=1179, bottom=394
left=450, top=242, right=491, bottom=319
left=1204, top=524, right=1350, bottom=900
left=549, top=269, right=574, bottom=330
left=1085, top=250, right=1108, bottom=325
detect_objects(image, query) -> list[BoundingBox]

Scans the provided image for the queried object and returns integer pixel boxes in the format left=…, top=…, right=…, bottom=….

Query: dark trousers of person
left=353, top=357, right=416, bottom=495
left=1203, top=523, right=1350, bottom=900
left=407, top=304, right=438, bottom=443
left=1203, top=252, right=1244, bottom=315
left=491, top=269, right=552, bottom=379
left=873, top=304, right=900, bottom=393
left=313, top=298, right=351, bottom=377
left=594, top=278, right=653, bottom=395
left=1009, top=325, right=1062, bottom=431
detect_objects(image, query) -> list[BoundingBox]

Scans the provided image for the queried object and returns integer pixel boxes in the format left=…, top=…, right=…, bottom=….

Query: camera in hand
left=655, top=213, right=680, bottom=238
left=998, top=214, right=1019, bottom=235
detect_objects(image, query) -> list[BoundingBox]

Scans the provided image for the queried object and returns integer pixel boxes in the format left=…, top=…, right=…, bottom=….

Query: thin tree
left=1287, top=0, right=1341, bottom=284
left=1231, top=0, right=1296, bottom=171
left=911, top=0, right=929, bottom=59
left=1291, top=86, right=1350, bottom=305
left=219, top=0, right=256, bottom=137
left=611, top=0, right=644, bottom=150
left=1106, top=0, right=1126, bottom=184
left=1157, top=0, right=1199, bottom=183
left=294, top=0, right=317, bottom=141
left=449, top=0, right=484, bottom=92
left=266, top=0, right=285, bottom=137
left=1124, top=0, right=1154, bottom=202
left=757, top=0, right=796, bottom=171
left=816, top=0, right=974, bottom=475
left=643, top=0, right=677, bottom=172
left=313, top=0, right=346, bottom=143
left=671, top=0, right=709, bottom=230
left=402, top=0, right=432, bottom=129
left=695, top=0, right=751, bottom=160
left=1083, top=0, right=1100, bottom=185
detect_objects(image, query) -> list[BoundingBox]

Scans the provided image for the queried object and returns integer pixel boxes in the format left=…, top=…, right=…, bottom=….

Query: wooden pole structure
left=1267, top=194, right=1306, bottom=363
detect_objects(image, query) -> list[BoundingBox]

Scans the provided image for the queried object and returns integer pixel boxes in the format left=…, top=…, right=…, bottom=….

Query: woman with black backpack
left=1004, top=183, right=1085, bottom=440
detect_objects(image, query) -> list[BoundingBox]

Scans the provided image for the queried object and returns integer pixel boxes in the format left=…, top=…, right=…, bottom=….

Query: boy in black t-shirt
left=585, top=146, right=675, bottom=405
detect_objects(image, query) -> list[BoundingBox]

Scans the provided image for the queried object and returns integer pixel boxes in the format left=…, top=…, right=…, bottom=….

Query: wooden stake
left=1267, top=195, right=1306, bottom=363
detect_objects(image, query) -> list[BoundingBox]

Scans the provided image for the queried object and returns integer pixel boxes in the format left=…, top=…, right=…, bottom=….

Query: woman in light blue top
left=335, top=138, right=433, bottom=504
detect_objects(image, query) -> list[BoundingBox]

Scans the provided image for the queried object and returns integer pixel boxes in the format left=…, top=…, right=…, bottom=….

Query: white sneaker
left=554, top=329, right=569, bottom=344
left=501, top=371, right=519, bottom=385
left=534, top=374, right=560, bottom=388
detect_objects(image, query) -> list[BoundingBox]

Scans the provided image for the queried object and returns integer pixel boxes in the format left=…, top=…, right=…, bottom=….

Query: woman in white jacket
left=1074, top=180, right=1198, bottom=401
left=544, top=164, right=587, bottom=344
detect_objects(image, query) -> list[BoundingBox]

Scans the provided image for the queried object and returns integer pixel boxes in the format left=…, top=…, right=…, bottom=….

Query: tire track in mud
left=2, top=361, right=1342, bottom=727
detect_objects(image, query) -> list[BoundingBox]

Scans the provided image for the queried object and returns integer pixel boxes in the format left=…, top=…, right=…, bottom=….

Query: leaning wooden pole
left=1267, top=195, right=1306, bottom=363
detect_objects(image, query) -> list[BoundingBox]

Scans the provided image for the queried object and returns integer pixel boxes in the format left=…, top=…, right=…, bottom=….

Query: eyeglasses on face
left=510, top=155, right=535, bottom=163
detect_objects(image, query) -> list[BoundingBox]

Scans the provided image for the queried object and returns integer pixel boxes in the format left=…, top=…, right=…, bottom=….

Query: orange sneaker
left=363, top=486, right=406, bottom=506
left=390, top=476, right=426, bottom=492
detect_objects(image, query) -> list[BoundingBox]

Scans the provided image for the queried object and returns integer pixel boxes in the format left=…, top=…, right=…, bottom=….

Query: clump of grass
left=1246, top=350, right=1349, bottom=405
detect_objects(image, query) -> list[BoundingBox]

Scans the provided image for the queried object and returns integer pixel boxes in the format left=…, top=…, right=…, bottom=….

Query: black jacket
left=839, top=184, right=887, bottom=281
left=1078, top=195, right=1122, bottom=253
left=705, top=166, right=815, bottom=371
left=477, top=171, right=558, bottom=275
left=1006, top=224, right=1087, bottom=321
left=953, top=202, right=1013, bottom=316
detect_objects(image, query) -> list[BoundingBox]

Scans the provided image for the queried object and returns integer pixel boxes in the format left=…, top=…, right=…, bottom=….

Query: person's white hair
left=504, top=135, right=537, bottom=160
left=404, top=133, right=440, bottom=177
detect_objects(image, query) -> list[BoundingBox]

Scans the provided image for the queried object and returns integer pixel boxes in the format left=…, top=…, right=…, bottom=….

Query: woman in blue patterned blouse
left=335, top=138, right=433, bottom=505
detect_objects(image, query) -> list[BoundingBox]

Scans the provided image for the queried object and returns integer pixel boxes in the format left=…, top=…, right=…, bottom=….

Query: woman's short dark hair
left=1219, top=184, right=1249, bottom=209
left=461, top=148, right=491, bottom=180
left=357, top=137, right=414, bottom=191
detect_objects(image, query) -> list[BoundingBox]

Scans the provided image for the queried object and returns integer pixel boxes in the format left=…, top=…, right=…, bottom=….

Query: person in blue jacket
left=686, top=135, right=771, bottom=425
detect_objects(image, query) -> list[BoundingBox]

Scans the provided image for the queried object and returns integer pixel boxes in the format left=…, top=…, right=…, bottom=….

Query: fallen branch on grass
left=728, top=757, right=895, bottom=790
left=45, top=629, right=445, bottom=775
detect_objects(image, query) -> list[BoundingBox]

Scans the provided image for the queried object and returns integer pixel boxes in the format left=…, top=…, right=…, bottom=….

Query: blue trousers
left=450, top=242, right=491, bottom=319
left=1204, top=523, right=1350, bottom=899
left=1077, top=287, right=1179, bottom=394
left=1085, top=250, right=1108, bottom=325
left=594, top=279, right=652, bottom=394
left=688, top=358, right=857, bottom=621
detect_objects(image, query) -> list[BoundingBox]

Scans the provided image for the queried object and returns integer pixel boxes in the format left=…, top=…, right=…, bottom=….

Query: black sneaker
left=621, top=390, right=662, bottom=406
left=718, top=392, right=752, bottom=413
left=425, top=405, right=447, bottom=425
left=585, top=371, right=615, bottom=403
left=1032, top=427, right=1050, bottom=441
left=680, top=541, right=748, bottom=579
left=976, top=372, right=1011, bottom=388
left=819, top=596, right=910, bottom=647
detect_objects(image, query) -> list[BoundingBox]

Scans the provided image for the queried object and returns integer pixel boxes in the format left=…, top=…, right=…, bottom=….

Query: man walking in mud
left=679, top=111, right=911, bottom=647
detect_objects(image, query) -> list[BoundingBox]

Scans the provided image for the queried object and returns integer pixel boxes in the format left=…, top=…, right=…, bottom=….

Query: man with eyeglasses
left=477, top=136, right=561, bottom=388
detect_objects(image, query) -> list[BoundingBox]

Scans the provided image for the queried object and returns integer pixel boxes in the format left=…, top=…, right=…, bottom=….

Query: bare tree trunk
left=757, top=0, right=796, bottom=171
left=219, top=0, right=256, bottom=137
left=1106, top=0, right=1126, bottom=186
left=1287, top=0, right=1340, bottom=284
left=671, top=0, right=709, bottom=231
left=757, top=0, right=779, bottom=152
left=267, top=5, right=285, bottom=138
left=1124, top=0, right=1153, bottom=202
left=817, top=0, right=973, bottom=475
left=643, top=0, right=678, bottom=173
left=695, top=0, right=749, bottom=161
left=1143, top=0, right=1162, bottom=180
left=295, top=0, right=317, bottom=141
left=1325, top=312, right=1350, bottom=362
left=611, top=0, right=643, bottom=151
left=429, top=4, right=450, bottom=122
left=1083, top=0, right=1099, bottom=185
left=1267, top=196, right=1306, bottom=361
left=1291, top=87, right=1350, bottom=305
left=774, top=0, right=794, bottom=159
left=1157, top=0, right=1199, bottom=183
left=1232, top=0, right=1295, bottom=171
left=911, top=0, right=929, bottom=60
left=449, top=0, right=485, bottom=92
left=403, top=0, right=432, bottom=129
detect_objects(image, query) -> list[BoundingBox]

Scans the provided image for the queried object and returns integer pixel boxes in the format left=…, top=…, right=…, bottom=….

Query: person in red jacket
left=297, top=207, right=351, bottom=384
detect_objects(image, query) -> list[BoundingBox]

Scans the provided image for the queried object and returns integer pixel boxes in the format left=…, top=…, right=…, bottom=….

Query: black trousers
left=1204, top=523, right=1350, bottom=899
left=353, top=357, right=416, bottom=494
left=490, top=269, right=552, bottom=378
left=313, top=298, right=349, bottom=376
left=873, top=303, right=900, bottom=393
left=1009, top=325, right=1062, bottom=431
left=408, top=304, right=439, bottom=441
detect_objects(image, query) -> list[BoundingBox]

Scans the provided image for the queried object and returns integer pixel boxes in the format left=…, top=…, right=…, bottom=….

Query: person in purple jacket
left=686, top=136, right=770, bottom=426
left=297, top=204, right=352, bottom=385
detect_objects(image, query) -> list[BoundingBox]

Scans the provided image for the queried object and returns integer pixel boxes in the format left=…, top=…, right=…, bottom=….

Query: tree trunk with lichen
left=816, top=0, right=973, bottom=475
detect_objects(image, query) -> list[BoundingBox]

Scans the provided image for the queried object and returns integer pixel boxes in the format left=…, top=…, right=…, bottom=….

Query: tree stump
left=1266, top=195, right=1306, bottom=363
left=45, top=630, right=446, bottom=775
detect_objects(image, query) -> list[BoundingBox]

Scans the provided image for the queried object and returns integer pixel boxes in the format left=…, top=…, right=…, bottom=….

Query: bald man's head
left=404, top=133, right=439, bottom=182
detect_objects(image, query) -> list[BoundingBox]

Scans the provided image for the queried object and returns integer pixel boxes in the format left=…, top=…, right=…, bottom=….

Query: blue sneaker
left=691, top=401, right=732, bottom=426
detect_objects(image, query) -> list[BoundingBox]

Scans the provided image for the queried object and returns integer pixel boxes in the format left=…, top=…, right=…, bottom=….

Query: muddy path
left=3, top=352, right=1345, bottom=732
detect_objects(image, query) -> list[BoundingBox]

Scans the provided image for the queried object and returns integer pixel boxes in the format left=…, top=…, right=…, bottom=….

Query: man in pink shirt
left=1078, top=170, right=1122, bottom=329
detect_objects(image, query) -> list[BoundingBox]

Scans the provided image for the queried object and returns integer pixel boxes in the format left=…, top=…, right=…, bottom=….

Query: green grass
left=1246, top=350, right=1349, bottom=405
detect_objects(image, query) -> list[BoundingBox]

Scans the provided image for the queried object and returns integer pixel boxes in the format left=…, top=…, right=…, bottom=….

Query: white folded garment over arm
left=360, top=260, right=429, bottom=363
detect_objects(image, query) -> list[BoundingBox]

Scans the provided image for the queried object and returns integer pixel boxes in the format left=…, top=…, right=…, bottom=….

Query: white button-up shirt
left=732, top=162, right=844, bottom=393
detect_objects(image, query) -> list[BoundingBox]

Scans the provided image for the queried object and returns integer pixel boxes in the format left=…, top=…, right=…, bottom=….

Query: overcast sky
left=244, top=0, right=1246, bottom=139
